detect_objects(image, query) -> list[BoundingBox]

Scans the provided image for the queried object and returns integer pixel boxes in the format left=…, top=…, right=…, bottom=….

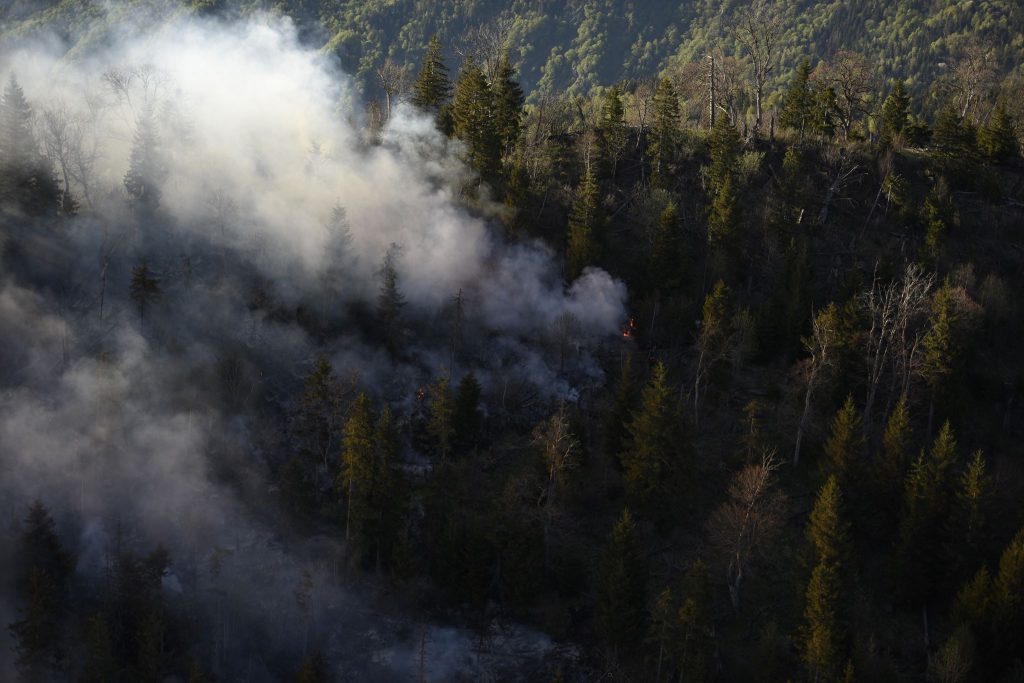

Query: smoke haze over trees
left=2, top=1, right=1024, bottom=681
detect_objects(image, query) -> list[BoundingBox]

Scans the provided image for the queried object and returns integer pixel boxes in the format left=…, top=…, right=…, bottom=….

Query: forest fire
left=621, top=316, right=637, bottom=339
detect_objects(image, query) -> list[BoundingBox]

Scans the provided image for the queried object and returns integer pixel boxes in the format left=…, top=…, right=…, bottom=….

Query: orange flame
left=621, top=316, right=637, bottom=339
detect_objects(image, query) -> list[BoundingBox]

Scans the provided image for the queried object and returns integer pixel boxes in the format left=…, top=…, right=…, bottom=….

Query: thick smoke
left=0, top=9, right=625, bottom=680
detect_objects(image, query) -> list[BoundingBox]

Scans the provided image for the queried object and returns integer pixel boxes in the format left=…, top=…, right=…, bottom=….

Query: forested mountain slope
left=3, top=0, right=1023, bottom=101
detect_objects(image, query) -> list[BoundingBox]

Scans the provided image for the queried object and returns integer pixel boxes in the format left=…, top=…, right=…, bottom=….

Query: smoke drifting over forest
left=0, top=10, right=624, bottom=681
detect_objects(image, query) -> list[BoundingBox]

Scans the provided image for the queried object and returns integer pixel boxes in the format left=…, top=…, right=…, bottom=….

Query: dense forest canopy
left=2, top=1, right=1024, bottom=682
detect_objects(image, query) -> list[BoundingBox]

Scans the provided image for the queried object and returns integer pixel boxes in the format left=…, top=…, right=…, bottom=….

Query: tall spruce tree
left=879, top=80, right=911, bottom=149
left=649, top=78, right=680, bottom=187
left=595, top=508, right=647, bottom=653
left=412, top=36, right=451, bottom=113
left=491, top=56, right=524, bottom=155
left=780, top=58, right=815, bottom=138
left=451, top=57, right=500, bottom=183
left=566, top=164, right=602, bottom=280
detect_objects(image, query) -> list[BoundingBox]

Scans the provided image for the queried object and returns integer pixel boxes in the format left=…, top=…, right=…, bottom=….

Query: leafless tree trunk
left=794, top=305, right=839, bottom=465
left=708, top=448, right=786, bottom=612
left=733, top=0, right=783, bottom=135
left=375, top=59, right=411, bottom=121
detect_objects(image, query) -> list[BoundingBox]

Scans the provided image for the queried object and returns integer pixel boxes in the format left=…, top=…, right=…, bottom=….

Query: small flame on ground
left=621, top=316, right=637, bottom=339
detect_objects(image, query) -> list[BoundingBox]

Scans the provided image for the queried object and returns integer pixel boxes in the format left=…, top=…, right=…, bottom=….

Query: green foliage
left=377, top=244, right=406, bottom=353
left=428, top=373, right=455, bottom=462
left=604, top=355, right=637, bottom=463
left=492, top=56, right=525, bottom=154
left=648, top=199, right=683, bottom=293
left=802, top=560, right=845, bottom=682
left=807, top=476, right=851, bottom=568
left=597, top=85, right=628, bottom=180
left=124, top=105, right=164, bottom=211
left=451, top=57, right=500, bottom=183
left=412, top=35, right=451, bottom=112
left=944, top=450, right=992, bottom=584
left=566, top=164, right=602, bottom=281
left=879, top=80, right=910, bottom=149
left=621, top=362, right=685, bottom=514
left=821, top=395, right=863, bottom=487
left=595, top=508, right=647, bottom=651
left=649, top=77, right=680, bottom=186
left=978, top=101, right=1018, bottom=164
left=780, top=58, right=815, bottom=138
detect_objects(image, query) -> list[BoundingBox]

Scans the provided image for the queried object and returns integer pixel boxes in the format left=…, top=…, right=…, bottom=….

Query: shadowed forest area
left=2, top=2, right=1024, bottom=681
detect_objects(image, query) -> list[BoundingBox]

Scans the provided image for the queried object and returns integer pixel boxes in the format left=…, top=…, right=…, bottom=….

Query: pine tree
left=945, top=450, right=991, bottom=584
left=412, top=36, right=451, bottom=113
left=880, top=394, right=913, bottom=500
left=124, top=104, right=164, bottom=211
left=992, top=528, right=1024, bottom=657
left=604, top=355, right=637, bottom=465
left=978, top=101, right=1017, bottom=163
left=0, top=73, right=58, bottom=214
left=807, top=476, right=852, bottom=567
left=921, top=282, right=961, bottom=425
left=822, top=395, right=864, bottom=487
left=649, top=78, right=680, bottom=186
left=377, top=244, right=406, bottom=354
left=369, top=405, right=404, bottom=569
left=708, top=114, right=741, bottom=191
left=802, top=560, right=845, bottom=682
left=81, top=614, right=116, bottom=683
left=932, top=106, right=979, bottom=177
left=428, top=373, right=455, bottom=462
left=452, top=371, right=482, bottom=453
left=879, top=80, right=910, bottom=149
left=451, top=57, right=500, bottom=182
left=566, top=164, right=602, bottom=280
left=707, top=116, right=742, bottom=275
left=922, top=180, right=957, bottom=265
left=598, top=85, right=628, bottom=180
left=8, top=567, right=60, bottom=677
left=649, top=199, right=683, bottom=293
left=129, top=263, right=162, bottom=328
left=340, top=393, right=375, bottom=553
left=780, top=58, right=815, bottom=138
left=595, top=508, right=647, bottom=653
left=294, top=354, right=343, bottom=497
left=621, top=362, right=685, bottom=512
left=491, top=56, right=524, bottom=154
left=898, top=422, right=959, bottom=603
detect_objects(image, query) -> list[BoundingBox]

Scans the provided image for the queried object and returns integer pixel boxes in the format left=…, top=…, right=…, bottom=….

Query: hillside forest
left=2, top=1, right=1024, bottom=682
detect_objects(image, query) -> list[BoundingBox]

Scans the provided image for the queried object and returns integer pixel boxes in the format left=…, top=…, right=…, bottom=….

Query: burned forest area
left=2, top=1, right=1024, bottom=682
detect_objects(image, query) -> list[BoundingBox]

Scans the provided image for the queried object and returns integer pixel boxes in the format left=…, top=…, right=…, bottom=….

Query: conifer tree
left=879, top=80, right=910, bottom=149
left=491, top=56, right=524, bottom=154
left=340, top=393, right=375, bottom=550
left=604, top=355, right=637, bottom=465
left=992, top=527, right=1024, bottom=656
left=369, top=405, right=404, bottom=568
left=452, top=371, right=482, bottom=453
left=921, top=282, right=961, bottom=427
left=412, top=36, right=451, bottom=113
left=597, top=85, right=628, bottom=180
left=922, top=179, right=957, bottom=265
left=706, top=116, right=742, bottom=275
left=649, top=78, right=680, bottom=186
left=945, top=450, right=991, bottom=584
left=451, top=57, right=500, bottom=182
left=124, top=105, right=164, bottom=211
left=428, top=373, right=455, bottom=462
left=932, top=106, right=979, bottom=177
left=377, top=244, right=406, bottom=354
left=780, top=58, right=815, bottom=138
left=129, top=263, right=162, bottom=329
left=649, top=199, right=683, bottom=293
left=898, top=422, right=959, bottom=603
left=822, top=395, right=864, bottom=487
left=595, top=508, right=647, bottom=653
left=978, top=101, right=1017, bottom=163
left=621, top=362, right=685, bottom=512
left=802, top=556, right=845, bottom=681
left=807, top=476, right=852, bottom=568
left=0, top=74, right=58, bottom=214
left=566, top=164, right=602, bottom=280
left=880, top=394, right=913, bottom=500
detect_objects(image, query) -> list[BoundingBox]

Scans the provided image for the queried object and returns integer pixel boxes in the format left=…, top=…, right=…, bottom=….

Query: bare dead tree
left=793, top=305, right=840, bottom=465
left=533, top=407, right=580, bottom=570
left=457, top=17, right=515, bottom=83
left=707, top=448, right=787, bottom=611
left=732, top=0, right=784, bottom=135
left=944, top=41, right=998, bottom=122
left=628, top=79, right=656, bottom=149
left=375, top=58, right=411, bottom=121
left=818, top=150, right=864, bottom=226
left=861, top=263, right=935, bottom=432
left=820, top=51, right=876, bottom=141
left=711, top=50, right=747, bottom=127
